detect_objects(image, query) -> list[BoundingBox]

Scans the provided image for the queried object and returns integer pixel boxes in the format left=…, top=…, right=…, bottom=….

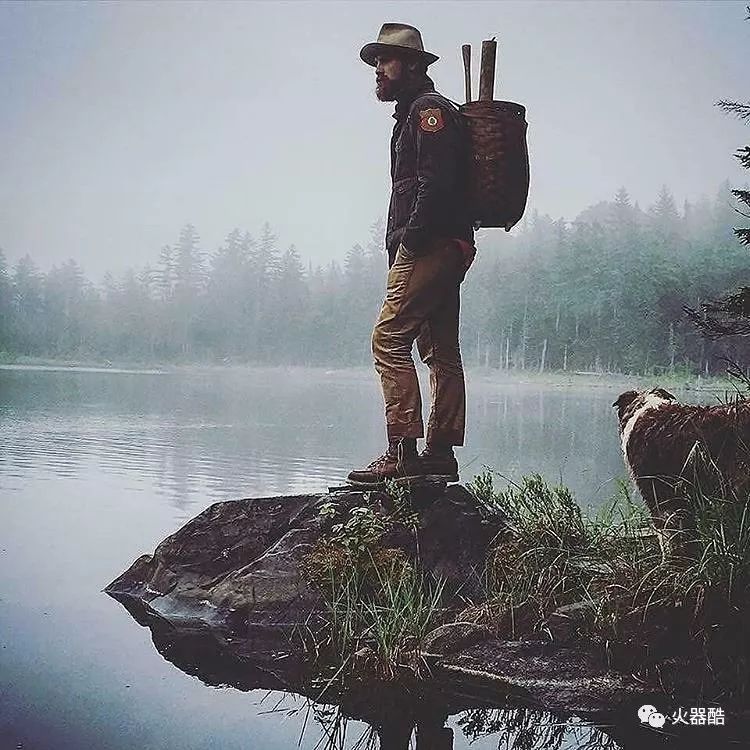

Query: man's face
left=375, top=54, right=405, bottom=101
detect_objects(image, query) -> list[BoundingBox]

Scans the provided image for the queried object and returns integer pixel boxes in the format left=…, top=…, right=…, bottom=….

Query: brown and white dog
left=613, top=387, right=750, bottom=554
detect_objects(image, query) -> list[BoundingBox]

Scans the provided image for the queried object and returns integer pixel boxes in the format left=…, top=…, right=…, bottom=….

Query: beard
left=375, top=75, right=403, bottom=102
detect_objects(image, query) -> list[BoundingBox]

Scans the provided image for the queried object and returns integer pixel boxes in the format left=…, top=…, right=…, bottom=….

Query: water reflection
left=279, top=702, right=625, bottom=750
left=0, top=367, right=650, bottom=517
left=110, top=590, right=623, bottom=750
left=454, top=708, right=624, bottom=750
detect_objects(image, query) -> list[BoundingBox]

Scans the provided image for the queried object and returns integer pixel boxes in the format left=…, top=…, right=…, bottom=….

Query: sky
left=0, top=0, right=748, bottom=280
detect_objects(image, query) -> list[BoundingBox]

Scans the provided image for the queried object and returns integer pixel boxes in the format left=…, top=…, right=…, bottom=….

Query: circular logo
left=638, top=705, right=657, bottom=723
left=419, top=108, right=444, bottom=132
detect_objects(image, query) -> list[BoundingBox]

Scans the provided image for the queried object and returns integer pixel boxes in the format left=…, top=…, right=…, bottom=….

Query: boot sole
left=345, top=473, right=459, bottom=489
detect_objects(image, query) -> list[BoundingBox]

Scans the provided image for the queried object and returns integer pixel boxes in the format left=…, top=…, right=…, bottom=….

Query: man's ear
left=403, top=53, right=424, bottom=77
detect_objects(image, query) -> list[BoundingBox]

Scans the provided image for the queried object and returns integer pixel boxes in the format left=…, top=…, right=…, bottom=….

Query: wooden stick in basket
left=462, top=44, right=472, bottom=103
left=479, top=38, right=497, bottom=101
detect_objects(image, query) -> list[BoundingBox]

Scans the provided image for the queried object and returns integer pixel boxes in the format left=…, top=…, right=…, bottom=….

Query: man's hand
left=398, top=240, right=475, bottom=279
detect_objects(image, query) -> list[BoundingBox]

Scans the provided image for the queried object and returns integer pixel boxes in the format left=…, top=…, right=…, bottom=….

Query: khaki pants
left=372, top=238, right=466, bottom=446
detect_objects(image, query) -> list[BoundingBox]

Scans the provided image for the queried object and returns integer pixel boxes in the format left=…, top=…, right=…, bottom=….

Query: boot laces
left=368, top=448, right=394, bottom=472
left=365, top=441, right=409, bottom=475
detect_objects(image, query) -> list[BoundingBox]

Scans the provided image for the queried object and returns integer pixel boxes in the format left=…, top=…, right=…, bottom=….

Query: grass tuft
left=468, top=469, right=750, bottom=704
left=302, top=489, right=445, bottom=680
left=304, top=468, right=750, bottom=706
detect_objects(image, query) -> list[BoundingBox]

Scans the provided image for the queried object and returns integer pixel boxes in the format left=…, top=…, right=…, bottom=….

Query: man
left=348, top=23, right=476, bottom=486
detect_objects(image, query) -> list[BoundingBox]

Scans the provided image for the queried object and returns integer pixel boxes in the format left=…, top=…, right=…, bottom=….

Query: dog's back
left=614, top=388, right=750, bottom=522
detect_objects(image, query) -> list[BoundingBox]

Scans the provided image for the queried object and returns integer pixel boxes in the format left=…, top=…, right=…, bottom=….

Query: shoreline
left=0, top=355, right=736, bottom=392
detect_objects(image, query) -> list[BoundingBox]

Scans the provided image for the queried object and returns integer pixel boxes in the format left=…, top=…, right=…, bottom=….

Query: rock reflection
left=111, top=594, right=623, bottom=750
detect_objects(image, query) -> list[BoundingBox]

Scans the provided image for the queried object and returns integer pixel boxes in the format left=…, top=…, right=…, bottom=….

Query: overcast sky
left=0, top=0, right=747, bottom=280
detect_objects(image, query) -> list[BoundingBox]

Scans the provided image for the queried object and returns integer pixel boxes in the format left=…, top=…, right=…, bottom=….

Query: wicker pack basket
left=460, top=40, right=529, bottom=231
left=460, top=99, right=529, bottom=231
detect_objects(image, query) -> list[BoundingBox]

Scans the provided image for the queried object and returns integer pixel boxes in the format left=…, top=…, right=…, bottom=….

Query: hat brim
left=359, top=42, right=439, bottom=67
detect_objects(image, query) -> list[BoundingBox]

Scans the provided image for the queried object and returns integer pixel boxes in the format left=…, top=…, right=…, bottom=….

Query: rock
left=106, top=493, right=327, bottom=650
left=103, top=485, right=750, bottom=746
left=395, top=484, right=507, bottom=600
left=435, top=638, right=654, bottom=719
left=105, top=485, right=506, bottom=654
left=422, top=621, right=492, bottom=655
left=544, top=600, right=598, bottom=644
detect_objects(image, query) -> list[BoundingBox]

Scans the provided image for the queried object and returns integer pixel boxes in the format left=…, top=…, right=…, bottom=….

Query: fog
left=0, top=0, right=747, bottom=279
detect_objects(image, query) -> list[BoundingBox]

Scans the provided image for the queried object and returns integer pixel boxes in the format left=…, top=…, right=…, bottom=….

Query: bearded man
left=348, top=23, right=476, bottom=486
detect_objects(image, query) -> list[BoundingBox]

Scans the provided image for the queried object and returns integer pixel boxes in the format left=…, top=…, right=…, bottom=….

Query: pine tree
left=716, top=106, right=750, bottom=247
left=274, top=244, right=308, bottom=360
left=247, top=222, right=279, bottom=360
left=0, top=248, right=11, bottom=353
left=174, top=224, right=204, bottom=295
left=157, top=245, right=175, bottom=301
left=204, top=229, right=251, bottom=358
left=12, top=255, right=44, bottom=355
left=649, top=184, right=681, bottom=246
left=685, top=5, right=750, bottom=339
left=172, top=223, right=204, bottom=356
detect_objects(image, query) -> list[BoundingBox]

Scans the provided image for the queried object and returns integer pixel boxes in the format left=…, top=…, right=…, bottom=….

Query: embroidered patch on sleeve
left=419, top=108, right=445, bottom=133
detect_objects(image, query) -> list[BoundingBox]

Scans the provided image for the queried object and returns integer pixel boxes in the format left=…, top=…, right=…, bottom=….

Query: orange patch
left=419, top=108, right=444, bottom=133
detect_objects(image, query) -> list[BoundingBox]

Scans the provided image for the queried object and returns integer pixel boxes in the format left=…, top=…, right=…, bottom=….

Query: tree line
left=1, top=181, right=748, bottom=374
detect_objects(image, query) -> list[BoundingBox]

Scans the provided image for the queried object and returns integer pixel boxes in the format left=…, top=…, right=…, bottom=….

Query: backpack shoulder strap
left=407, top=91, right=462, bottom=129
left=410, top=91, right=460, bottom=112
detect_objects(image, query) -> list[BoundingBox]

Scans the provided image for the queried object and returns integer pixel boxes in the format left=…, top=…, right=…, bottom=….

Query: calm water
left=0, top=366, right=655, bottom=749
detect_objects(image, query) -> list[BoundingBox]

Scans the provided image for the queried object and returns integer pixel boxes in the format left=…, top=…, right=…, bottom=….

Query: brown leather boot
left=347, top=438, right=421, bottom=486
left=418, top=444, right=459, bottom=482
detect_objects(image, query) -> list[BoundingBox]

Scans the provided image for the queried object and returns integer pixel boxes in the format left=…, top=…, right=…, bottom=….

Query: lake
left=0, top=365, right=678, bottom=749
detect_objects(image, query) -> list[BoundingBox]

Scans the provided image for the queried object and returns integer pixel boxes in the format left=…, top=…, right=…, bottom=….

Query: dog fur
left=613, top=387, right=750, bottom=554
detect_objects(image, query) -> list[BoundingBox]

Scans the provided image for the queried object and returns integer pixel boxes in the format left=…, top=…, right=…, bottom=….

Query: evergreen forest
left=2, top=182, right=749, bottom=375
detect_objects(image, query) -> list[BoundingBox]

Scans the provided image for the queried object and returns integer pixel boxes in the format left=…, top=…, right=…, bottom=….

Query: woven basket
left=460, top=99, right=529, bottom=231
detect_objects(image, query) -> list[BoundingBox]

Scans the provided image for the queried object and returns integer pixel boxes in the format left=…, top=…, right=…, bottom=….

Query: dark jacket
left=385, top=77, right=473, bottom=267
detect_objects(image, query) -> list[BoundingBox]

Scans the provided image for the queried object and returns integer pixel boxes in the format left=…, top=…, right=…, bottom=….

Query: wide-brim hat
left=360, top=23, right=439, bottom=67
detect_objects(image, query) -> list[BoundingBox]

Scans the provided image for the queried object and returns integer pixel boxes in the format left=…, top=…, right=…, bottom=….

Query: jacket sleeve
left=401, top=99, right=461, bottom=255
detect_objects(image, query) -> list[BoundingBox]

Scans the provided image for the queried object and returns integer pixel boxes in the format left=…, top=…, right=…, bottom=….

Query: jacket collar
left=393, top=76, right=435, bottom=120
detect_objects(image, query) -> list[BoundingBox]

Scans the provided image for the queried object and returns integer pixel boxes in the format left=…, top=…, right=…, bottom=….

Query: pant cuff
left=426, top=428, right=464, bottom=447
left=386, top=421, right=424, bottom=440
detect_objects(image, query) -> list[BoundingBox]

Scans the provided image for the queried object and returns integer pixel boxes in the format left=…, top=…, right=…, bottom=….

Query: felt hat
left=360, top=23, right=439, bottom=67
